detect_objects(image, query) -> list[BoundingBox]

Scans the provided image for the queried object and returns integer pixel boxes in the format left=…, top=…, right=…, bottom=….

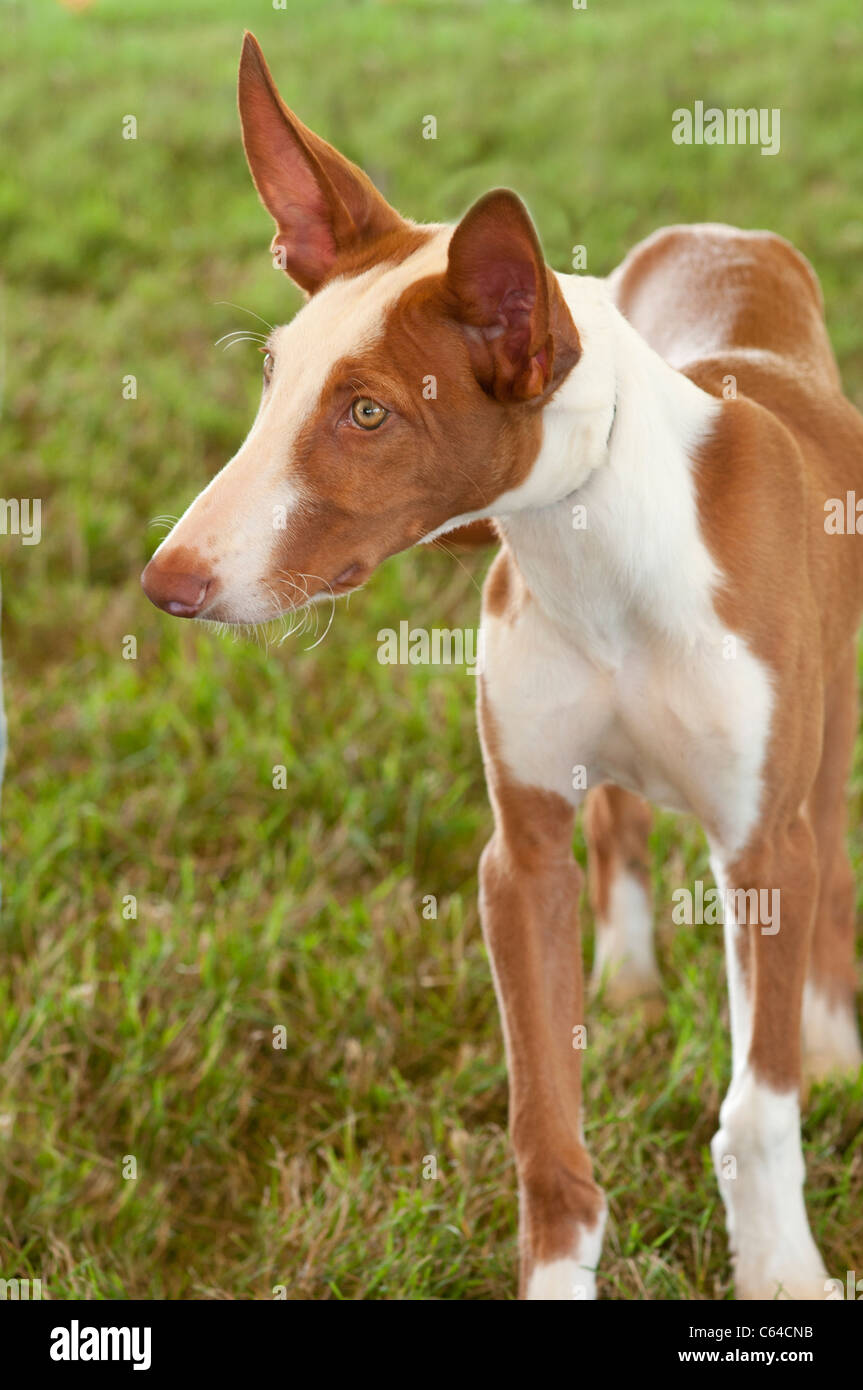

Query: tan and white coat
left=143, top=34, right=863, bottom=1301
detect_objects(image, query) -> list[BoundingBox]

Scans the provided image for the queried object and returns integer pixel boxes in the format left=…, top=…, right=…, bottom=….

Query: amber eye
left=350, top=397, right=388, bottom=430
left=262, top=351, right=274, bottom=384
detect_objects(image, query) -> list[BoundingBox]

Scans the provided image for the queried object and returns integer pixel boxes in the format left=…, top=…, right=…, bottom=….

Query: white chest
left=482, top=595, right=773, bottom=859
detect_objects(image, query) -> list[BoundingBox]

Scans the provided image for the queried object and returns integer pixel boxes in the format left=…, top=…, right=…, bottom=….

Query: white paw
left=802, top=984, right=863, bottom=1083
left=734, top=1251, right=829, bottom=1301
left=712, top=1080, right=827, bottom=1303
left=525, top=1216, right=606, bottom=1301
left=591, top=872, right=663, bottom=1014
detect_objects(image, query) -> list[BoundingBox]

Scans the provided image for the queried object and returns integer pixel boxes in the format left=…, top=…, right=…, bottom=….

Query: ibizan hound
left=142, top=33, right=863, bottom=1300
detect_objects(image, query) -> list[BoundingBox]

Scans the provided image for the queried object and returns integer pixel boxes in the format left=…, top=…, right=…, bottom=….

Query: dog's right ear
left=238, top=32, right=405, bottom=293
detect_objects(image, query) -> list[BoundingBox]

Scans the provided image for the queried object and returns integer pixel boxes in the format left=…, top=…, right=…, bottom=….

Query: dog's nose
left=141, top=561, right=212, bottom=618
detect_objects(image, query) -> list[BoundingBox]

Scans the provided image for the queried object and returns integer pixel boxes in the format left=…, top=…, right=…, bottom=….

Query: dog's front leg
left=478, top=771, right=606, bottom=1300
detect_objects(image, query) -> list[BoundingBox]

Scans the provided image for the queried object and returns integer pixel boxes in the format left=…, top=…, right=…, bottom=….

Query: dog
left=142, top=32, right=863, bottom=1300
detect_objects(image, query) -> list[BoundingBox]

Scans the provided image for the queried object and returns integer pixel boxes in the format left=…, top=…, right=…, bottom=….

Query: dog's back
left=608, top=223, right=838, bottom=384
left=609, top=223, right=863, bottom=654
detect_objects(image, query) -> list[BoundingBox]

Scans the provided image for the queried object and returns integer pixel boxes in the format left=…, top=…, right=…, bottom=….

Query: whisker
left=430, top=537, right=486, bottom=599
left=201, top=569, right=340, bottom=653
left=213, top=301, right=275, bottom=332
left=215, top=329, right=268, bottom=345
left=148, top=514, right=180, bottom=534
left=267, top=572, right=312, bottom=646
left=297, top=572, right=336, bottom=651
left=216, top=333, right=269, bottom=352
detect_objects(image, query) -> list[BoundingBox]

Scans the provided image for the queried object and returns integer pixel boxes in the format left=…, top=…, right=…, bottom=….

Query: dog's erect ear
left=238, top=32, right=405, bottom=292
left=444, top=189, right=581, bottom=403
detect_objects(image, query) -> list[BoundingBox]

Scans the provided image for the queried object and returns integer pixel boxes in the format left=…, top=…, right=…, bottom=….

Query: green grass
left=1, top=0, right=862, bottom=1300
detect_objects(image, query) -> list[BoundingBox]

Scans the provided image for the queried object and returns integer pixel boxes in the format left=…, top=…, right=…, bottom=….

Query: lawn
left=0, top=0, right=861, bottom=1299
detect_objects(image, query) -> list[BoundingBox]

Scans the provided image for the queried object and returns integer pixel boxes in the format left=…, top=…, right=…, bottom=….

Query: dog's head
left=141, top=33, right=581, bottom=623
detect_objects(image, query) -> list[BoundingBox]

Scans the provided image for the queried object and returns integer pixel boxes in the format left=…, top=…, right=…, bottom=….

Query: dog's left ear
left=238, top=32, right=406, bottom=292
left=445, top=189, right=581, bottom=403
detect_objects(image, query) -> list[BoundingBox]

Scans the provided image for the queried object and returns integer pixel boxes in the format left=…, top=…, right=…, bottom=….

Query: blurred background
left=0, top=0, right=861, bottom=1299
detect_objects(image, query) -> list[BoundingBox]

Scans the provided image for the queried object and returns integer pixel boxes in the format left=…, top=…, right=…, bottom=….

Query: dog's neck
left=495, top=274, right=723, bottom=663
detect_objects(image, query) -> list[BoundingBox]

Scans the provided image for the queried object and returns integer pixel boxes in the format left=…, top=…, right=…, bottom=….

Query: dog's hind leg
left=584, top=785, right=662, bottom=1014
left=803, top=642, right=863, bottom=1083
